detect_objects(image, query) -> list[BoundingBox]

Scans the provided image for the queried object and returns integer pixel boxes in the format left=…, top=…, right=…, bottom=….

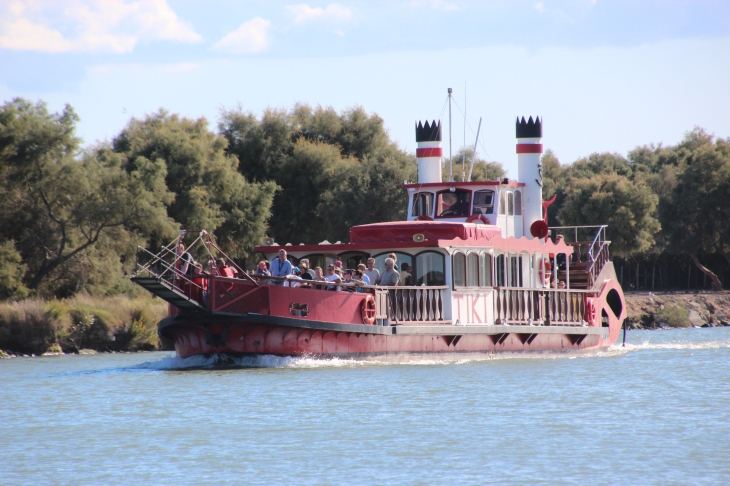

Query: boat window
left=509, top=255, right=523, bottom=287
left=472, top=190, right=495, bottom=215
left=514, top=190, right=522, bottom=216
left=338, top=252, right=369, bottom=270
left=495, top=254, right=505, bottom=286
left=373, top=252, right=413, bottom=278
left=416, top=251, right=445, bottom=286
left=498, top=191, right=506, bottom=215
left=480, top=253, right=493, bottom=287
left=452, top=252, right=466, bottom=287
left=411, top=192, right=434, bottom=218
left=467, top=253, right=479, bottom=287
left=507, top=192, right=514, bottom=216
left=436, top=189, right=471, bottom=218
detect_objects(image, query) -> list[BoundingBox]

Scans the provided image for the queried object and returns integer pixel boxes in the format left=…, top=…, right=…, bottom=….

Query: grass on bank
left=655, top=304, right=691, bottom=328
left=0, top=295, right=169, bottom=355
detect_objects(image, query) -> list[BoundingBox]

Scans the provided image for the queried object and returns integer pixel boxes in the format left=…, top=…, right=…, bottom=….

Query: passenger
left=191, top=263, right=208, bottom=303
left=334, top=259, right=343, bottom=272
left=216, top=258, right=235, bottom=278
left=364, top=258, right=380, bottom=285
left=313, top=266, right=327, bottom=290
left=298, top=261, right=313, bottom=281
left=357, top=263, right=371, bottom=285
left=353, top=270, right=368, bottom=292
left=255, top=261, right=270, bottom=278
left=285, top=267, right=303, bottom=287
left=207, top=257, right=219, bottom=276
left=558, top=280, right=566, bottom=289
left=379, top=258, right=400, bottom=286
left=398, top=262, right=412, bottom=286
left=176, top=242, right=194, bottom=276
left=341, top=269, right=357, bottom=293
left=387, top=253, right=398, bottom=270
left=551, top=279, right=558, bottom=289
left=299, top=258, right=316, bottom=279
left=270, top=249, right=293, bottom=286
left=448, top=192, right=470, bottom=216
left=325, top=264, right=342, bottom=291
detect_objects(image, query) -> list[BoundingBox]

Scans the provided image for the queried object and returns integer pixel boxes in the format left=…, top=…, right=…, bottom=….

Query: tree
left=661, top=129, right=730, bottom=290
left=112, top=111, right=276, bottom=259
left=540, top=149, right=566, bottom=226
left=0, top=99, right=178, bottom=296
left=442, top=147, right=505, bottom=182
left=558, top=174, right=660, bottom=257
left=0, top=240, right=27, bottom=299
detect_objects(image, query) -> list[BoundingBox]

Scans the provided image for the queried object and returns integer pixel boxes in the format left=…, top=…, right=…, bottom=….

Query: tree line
left=0, top=97, right=728, bottom=300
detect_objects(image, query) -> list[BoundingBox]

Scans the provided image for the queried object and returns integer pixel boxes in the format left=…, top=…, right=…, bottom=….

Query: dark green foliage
left=442, top=147, right=505, bottom=182
left=220, top=104, right=416, bottom=244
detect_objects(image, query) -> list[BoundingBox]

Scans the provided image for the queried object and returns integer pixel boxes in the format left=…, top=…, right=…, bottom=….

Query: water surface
left=1, top=328, right=729, bottom=485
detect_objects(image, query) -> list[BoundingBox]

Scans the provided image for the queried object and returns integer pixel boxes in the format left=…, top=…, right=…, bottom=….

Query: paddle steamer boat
left=132, top=112, right=627, bottom=358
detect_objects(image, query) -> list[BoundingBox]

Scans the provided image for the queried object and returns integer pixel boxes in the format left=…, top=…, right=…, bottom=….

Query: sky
left=1, top=0, right=729, bottom=178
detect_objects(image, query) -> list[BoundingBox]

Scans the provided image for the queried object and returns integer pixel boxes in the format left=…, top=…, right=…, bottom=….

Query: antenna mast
left=462, top=82, right=466, bottom=182
left=448, top=87, right=453, bottom=182
left=467, top=117, right=482, bottom=182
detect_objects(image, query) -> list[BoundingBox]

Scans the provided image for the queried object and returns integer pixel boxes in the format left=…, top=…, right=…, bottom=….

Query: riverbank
left=624, top=291, right=730, bottom=329
left=0, top=295, right=168, bottom=357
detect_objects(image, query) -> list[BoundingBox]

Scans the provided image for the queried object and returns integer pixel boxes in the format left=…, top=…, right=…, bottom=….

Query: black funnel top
left=516, top=116, right=542, bottom=138
left=416, top=120, right=442, bottom=142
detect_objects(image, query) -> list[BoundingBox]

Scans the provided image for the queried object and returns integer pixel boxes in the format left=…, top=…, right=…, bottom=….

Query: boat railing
left=374, top=286, right=450, bottom=325
left=134, top=245, right=207, bottom=305
left=549, top=225, right=611, bottom=287
left=494, top=287, right=592, bottom=326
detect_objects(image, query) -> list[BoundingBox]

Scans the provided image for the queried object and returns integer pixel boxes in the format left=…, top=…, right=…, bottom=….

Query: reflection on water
left=1, top=327, right=729, bottom=485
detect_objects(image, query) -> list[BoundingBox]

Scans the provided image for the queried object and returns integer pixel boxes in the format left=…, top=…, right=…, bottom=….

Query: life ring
left=584, top=297, right=597, bottom=326
left=361, top=294, right=376, bottom=324
left=416, top=215, right=434, bottom=221
left=466, top=214, right=489, bottom=224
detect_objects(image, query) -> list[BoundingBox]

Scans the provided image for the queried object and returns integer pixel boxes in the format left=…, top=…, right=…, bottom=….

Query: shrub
left=656, top=304, right=690, bottom=328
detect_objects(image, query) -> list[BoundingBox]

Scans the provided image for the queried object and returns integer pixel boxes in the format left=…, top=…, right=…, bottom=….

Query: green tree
left=442, top=147, right=505, bottom=182
left=112, top=111, right=276, bottom=259
left=558, top=174, right=660, bottom=257
left=540, top=149, right=566, bottom=226
left=0, top=99, right=177, bottom=296
left=661, top=129, right=730, bottom=290
left=0, top=240, right=27, bottom=299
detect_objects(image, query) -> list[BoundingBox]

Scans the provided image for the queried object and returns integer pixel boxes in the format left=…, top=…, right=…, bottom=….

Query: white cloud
left=0, top=0, right=202, bottom=54
left=409, top=0, right=460, bottom=12
left=214, top=18, right=271, bottom=55
left=286, top=4, right=353, bottom=23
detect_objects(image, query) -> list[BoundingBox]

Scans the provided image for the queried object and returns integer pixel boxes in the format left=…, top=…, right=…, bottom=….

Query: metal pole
left=622, top=319, right=627, bottom=347
left=467, top=117, right=482, bottom=182
left=448, top=87, right=453, bottom=182
left=462, top=82, right=466, bottom=182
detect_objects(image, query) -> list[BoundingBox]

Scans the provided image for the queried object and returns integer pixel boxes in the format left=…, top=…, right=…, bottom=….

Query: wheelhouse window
left=472, top=190, right=495, bottom=215
left=514, top=190, right=522, bottom=216
left=507, top=192, right=514, bottom=216
left=416, top=251, right=445, bottom=286
left=467, top=253, right=479, bottom=287
left=436, top=189, right=471, bottom=218
left=480, top=253, right=493, bottom=287
left=498, top=191, right=505, bottom=215
left=452, top=252, right=466, bottom=287
left=411, top=192, right=434, bottom=218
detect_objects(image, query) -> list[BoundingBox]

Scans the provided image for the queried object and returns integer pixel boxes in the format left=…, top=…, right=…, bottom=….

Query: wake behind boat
left=132, top=102, right=627, bottom=359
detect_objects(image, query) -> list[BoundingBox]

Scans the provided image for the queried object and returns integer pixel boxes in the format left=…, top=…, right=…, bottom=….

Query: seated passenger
left=285, top=267, right=303, bottom=287
left=255, top=261, right=270, bottom=278
left=353, top=270, right=368, bottom=292
left=299, top=259, right=315, bottom=279
left=378, top=258, right=400, bottom=286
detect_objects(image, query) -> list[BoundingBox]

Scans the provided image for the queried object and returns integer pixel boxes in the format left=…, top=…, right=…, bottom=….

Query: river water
left=1, top=327, right=729, bottom=485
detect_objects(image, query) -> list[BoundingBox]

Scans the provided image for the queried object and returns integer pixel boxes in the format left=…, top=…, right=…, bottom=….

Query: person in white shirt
left=364, top=258, right=380, bottom=285
left=325, top=264, right=342, bottom=291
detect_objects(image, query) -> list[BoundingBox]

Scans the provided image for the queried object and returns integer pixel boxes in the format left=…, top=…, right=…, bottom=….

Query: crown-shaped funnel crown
left=516, top=116, right=542, bottom=138
left=416, top=120, right=442, bottom=142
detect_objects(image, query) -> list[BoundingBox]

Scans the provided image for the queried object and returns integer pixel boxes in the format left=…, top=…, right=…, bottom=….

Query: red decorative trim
left=416, top=147, right=443, bottom=157
left=516, top=143, right=543, bottom=154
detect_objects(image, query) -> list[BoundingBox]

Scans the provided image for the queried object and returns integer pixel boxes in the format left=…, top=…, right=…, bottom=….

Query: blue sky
left=1, top=0, right=729, bottom=177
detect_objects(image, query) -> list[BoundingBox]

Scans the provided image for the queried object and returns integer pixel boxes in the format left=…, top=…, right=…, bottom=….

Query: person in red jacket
left=216, top=258, right=236, bottom=278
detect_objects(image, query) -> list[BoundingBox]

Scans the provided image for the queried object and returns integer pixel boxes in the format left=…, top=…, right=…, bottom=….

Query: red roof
left=349, top=220, right=501, bottom=244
